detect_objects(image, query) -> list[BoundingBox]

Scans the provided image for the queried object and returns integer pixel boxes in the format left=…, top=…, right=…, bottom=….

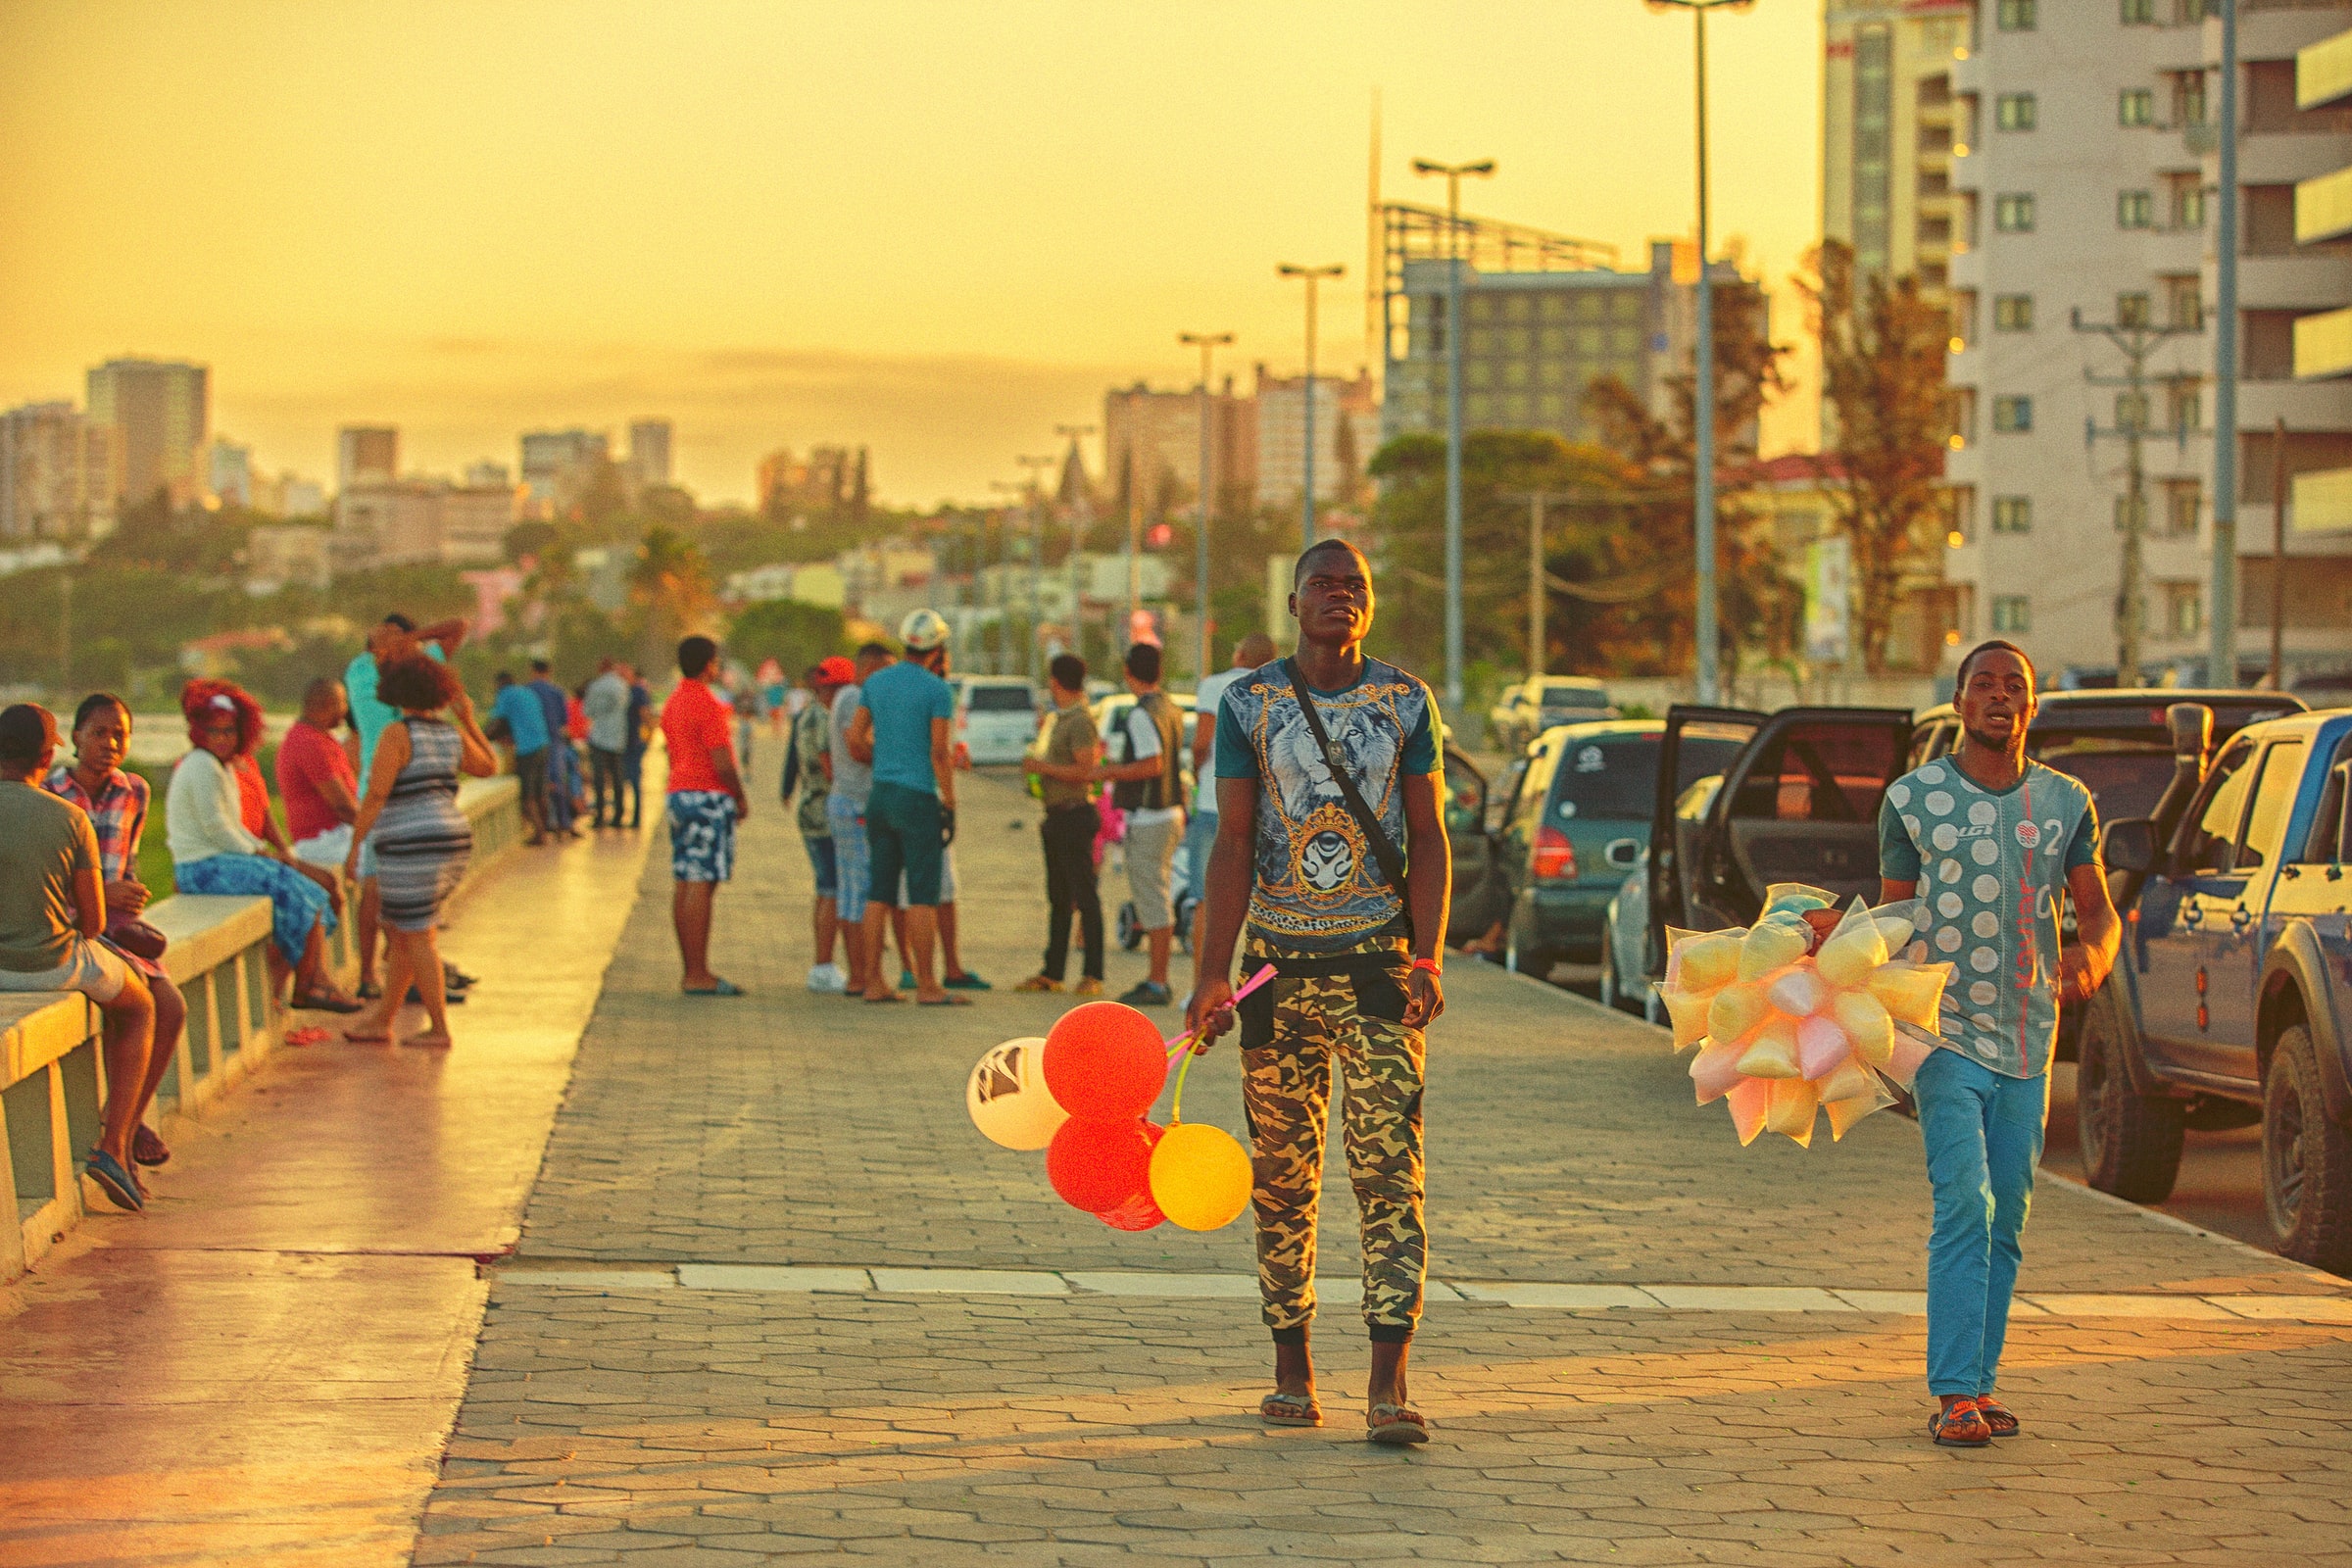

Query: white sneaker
left=807, top=962, right=848, bottom=994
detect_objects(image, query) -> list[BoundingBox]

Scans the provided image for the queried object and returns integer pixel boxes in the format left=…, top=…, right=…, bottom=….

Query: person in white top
left=1182, top=632, right=1277, bottom=931
left=1095, top=642, right=1187, bottom=1006
left=167, top=684, right=358, bottom=1012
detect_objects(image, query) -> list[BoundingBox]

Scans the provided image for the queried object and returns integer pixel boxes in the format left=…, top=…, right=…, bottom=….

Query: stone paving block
left=678, top=1264, right=874, bottom=1293
left=870, top=1268, right=1073, bottom=1296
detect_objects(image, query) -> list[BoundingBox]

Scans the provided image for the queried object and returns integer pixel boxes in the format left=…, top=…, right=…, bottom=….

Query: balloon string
left=1171, top=1047, right=1196, bottom=1125
left=1159, top=963, right=1279, bottom=1057
left=1159, top=963, right=1275, bottom=1120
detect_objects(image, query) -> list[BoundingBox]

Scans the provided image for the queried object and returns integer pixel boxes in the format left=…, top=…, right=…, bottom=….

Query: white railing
left=1, top=776, right=522, bottom=1278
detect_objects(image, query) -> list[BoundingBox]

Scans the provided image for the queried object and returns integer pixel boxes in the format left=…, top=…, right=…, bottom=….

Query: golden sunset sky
left=0, top=0, right=1823, bottom=508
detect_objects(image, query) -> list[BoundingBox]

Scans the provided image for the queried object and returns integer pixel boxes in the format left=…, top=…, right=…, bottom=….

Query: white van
left=956, top=676, right=1041, bottom=765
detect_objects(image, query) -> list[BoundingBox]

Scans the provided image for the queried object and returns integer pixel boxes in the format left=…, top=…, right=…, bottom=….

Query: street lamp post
left=1647, top=0, right=1750, bottom=707
left=2211, top=0, right=2240, bottom=688
left=1411, top=158, right=1494, bottom=711
left=1276, top=265, right=1344, bottom=550
left=1016, top=453, right=1055, bottom=676
left=1179, top=330, right=1235, bottom=681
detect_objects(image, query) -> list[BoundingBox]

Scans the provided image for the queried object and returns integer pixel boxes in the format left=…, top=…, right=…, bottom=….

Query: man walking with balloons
left=1186, top=537, right=1450, bottom=1446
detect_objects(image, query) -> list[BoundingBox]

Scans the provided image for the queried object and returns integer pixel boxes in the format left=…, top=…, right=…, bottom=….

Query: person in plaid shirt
left=44, top=694, right=188, bottom=1174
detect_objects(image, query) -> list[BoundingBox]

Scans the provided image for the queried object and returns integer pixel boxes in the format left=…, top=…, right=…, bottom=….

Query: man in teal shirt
left=843, top=609, right=958, bottom=1004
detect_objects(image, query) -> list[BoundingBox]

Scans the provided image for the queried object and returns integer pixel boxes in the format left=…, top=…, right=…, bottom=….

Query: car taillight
left=956, top=712, right=968, bottom=731
left=1532, top=825, right=1578, bottom=881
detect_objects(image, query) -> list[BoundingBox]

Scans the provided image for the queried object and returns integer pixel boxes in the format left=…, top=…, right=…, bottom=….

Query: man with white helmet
left=843, top=609, right=965, bottom=1005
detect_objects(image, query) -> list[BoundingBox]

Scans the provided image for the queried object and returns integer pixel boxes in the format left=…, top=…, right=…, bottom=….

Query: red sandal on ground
left=1975, top=1396, right=2020, bottom=1438
left=1929, top=1397, right=1991, bottom=1447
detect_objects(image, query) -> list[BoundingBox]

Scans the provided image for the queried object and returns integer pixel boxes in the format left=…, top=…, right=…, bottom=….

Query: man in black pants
left=1015, top=654, right=1106, bottom=995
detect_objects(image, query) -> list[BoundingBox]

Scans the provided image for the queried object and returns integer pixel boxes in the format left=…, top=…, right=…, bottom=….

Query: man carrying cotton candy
left=1876, top=639, right=2120, bottom=1448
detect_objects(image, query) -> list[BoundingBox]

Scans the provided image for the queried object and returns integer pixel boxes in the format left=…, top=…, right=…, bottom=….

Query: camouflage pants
left=1238, top=936, right=1427, bottom=1341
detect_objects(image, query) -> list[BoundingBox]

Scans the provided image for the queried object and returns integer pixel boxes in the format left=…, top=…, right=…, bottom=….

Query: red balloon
left=1042, top=1002, right=1167, bottom=1122
left=1098, top=1121, right=1167, bottom=1228
left=1047, top=1116, right=1152, bottom=1214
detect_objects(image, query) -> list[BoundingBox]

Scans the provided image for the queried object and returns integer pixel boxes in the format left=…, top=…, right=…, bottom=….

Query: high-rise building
left=1942, top=0, right=2352, bottom=680
left=519, top=428, right=610, bottom=514
left=0, top=402, right=116, bottom=540
left=1254, top=367, right=1376, bottom=511
left=1823, top=1, right=1972, bottom=297
left=85, top=358, right=208, bottom=507
left=628, top=418, right=673, bottom=487
left=333, top=477, right=516, bottom=569
left=338, top=426, right=399, bottom=490
left=756, top=445, right=868, bottom=518
left=1102, top=383, right=1254, bottom=516
left=208, top=438, right=254, bottom=510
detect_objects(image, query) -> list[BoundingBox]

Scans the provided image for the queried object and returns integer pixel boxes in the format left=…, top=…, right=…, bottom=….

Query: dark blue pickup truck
left=2087, top=708, right=2352, bottom=1271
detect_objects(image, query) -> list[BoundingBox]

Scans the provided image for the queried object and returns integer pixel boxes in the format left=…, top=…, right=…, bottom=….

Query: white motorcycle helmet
left=900, top=608, right=951, bottom=653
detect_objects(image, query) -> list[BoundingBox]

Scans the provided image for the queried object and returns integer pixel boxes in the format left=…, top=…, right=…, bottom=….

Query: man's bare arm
left=2062, top=860, right=2122, bottom=1004
left=1399, top=770, right=1449, bottom=1029
left=931, top=716, right=955, bottom=810
left=846, top=707, right=875, bottom=765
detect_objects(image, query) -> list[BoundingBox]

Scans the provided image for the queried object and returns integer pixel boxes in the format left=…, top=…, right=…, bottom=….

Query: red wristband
left=1411, top=957, right=1442, bottom=976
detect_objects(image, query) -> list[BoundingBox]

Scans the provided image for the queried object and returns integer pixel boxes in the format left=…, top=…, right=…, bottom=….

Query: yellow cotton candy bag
left=1868, top=961, right=1952, bottom=1029
left=1766, top=1076, right=1820, bottom=1146
left=1739, top=918, right=1811, bottom=981
left=1708, top=980, right=1770, bottom=1046
left=1825, top=1083, right=1894, bottom=1141
left=1735, top=1014, right=1802, bottom=1079
left=1660, top=987, right=1714, bottom=1051
left=1815, top=1054, right=1876, bottom=1105
left=1671, top=929, right=1743, bottom=995
left=1831, top=989, right=1895, bottom=1065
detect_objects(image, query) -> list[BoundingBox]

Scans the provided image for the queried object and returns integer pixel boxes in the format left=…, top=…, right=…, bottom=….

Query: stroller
left=1115, top=830, right=1199, bottom=955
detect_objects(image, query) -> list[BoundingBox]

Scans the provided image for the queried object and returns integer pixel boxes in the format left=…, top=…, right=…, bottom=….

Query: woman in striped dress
left=343, top=655, right=498, bottom=1047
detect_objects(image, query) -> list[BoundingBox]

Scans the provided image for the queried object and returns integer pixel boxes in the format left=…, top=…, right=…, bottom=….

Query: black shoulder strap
left=1281, top=658, right=1409, bottom=897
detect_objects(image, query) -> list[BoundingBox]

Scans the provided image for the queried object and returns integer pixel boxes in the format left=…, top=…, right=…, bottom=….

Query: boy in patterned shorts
left=1186, top=539, right=1450, bottom=1446
left=1878, top=639, right=2119, bottom=1446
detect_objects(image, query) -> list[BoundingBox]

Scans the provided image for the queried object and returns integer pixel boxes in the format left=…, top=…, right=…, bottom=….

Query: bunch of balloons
left=965, top=981, right=1272, bottom=1232
left=1656, top=884, right=1950, bottom=1148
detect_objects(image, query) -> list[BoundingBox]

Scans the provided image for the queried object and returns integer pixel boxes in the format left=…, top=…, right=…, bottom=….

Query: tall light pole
left=1055, top=421, right=1095, bottom=661
left=1179, top=330, right=1234, bottom=681
left=2211, top=0, right=2241, bottom=687
left=1277, top=264, right=1345, bottom=550
left=1647, top=0, right=1749, bottom=706
left=1411, top=158, right=1494, bottom=710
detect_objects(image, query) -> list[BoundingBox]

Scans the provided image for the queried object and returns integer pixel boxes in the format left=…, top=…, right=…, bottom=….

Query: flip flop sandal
left=916, top=995, right=973, bottom=1006
left=1366, top=1402, right=1430, bottom=1446
left=284, top=1025, right=333, bottom=1047
left=683, top=979, right=746, bottom=997
left=1259, top=1392, right=1322, bottom=1427
left=131, top=1126, right=171, bottom=1168
left=84, top=1148, right=144, bottom=1213
left=292, top=991, right=366, bottom=1013
left=1929, top=1399, right=1992, bottom=1447
left=1975, top=1398, right=2020, bottom=1438
left=862, top=993, right=907, bottom=1004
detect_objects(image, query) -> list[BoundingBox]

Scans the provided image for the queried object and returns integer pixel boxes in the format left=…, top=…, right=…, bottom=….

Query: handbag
left=108, top=917, right=169, bottom=962
left=1281, top=658, right=1414, bottom=941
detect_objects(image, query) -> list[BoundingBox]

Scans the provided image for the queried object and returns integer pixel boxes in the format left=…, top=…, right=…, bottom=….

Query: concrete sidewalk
left=0, top=819, right=656, bottom=1568
left=410, top=764, right=2352, bottom=1565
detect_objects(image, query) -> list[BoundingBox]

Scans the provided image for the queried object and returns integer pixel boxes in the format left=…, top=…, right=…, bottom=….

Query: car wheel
left=2264, top=1024, right=2352, bottom=1272
left=1116, top=902, right=1143, bottom=953
left=1597, top=917, right=1639, bottom=1015
left=1505, top=931, right=1555, bottom=984
left=2077, top=998, right=2186, bottom=1203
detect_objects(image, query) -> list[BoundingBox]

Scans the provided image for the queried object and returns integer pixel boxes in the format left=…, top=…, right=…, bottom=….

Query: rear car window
left=1546, top=734, right=1745, bottom=820
left=966, top=685, right=1035, bottom=712
left=2031, top=741, right=2173, bottom=823
left=1730, top=721, right=1904, bottom=823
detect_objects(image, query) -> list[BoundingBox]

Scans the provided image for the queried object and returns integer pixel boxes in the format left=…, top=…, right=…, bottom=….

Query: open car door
left=1646, top=705, right=1767, bottom=978
left=1690, top=707, right=1913, bottom=930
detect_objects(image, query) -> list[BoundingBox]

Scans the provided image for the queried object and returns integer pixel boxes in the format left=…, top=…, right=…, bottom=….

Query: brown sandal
left=1259, top=1392, right=1322, bottom=1427
left=1366, top=1401, right=1430, bottom=1445
left=1975, top=1397, right=2020, bottom=1438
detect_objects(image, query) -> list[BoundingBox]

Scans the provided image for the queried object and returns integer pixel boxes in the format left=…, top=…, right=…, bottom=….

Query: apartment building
left=0, top=402, right=116, bottom=540
left=1825, top=1, right=1973, bottom=298
left=85, top=358, right=208, bottom=507
left=332, top=478, right=515, bottom=569
left=1253, top=367, right=1375, bottom=512
left=338, top=425, right=398, bottom=490
left=1102, top=380, right=1255, bottom=516
left=519, top=428, right=610, bottom=515
left=628, top=418, right=673, bottom=487
left=1943, top=0, right=2352, bottom=682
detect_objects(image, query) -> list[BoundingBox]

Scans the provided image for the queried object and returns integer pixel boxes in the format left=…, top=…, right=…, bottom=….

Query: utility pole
left=1277, top=264, right=1344, bottom=548
left=1055, top=422, right=1096, bottom=662
left=1016, top=453, right=1055, bottom=677
left=2075, top=305, right=2196, bottom=687
left=1502, top=491, right=1578, bottom=685
left=2271, top=416, right=2286, bottom=690
left=1411, top=157, right=1495, bottom=711
left=2212, top=0, right=2241, bottom=687
left=1178, top=331, right=1234, bottom=683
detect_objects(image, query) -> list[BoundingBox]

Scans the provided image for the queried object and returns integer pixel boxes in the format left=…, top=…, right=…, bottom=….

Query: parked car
left=1488, top=677, right=1612, bottom=754
left=2082, top=708, right=2352, bottom=1268
left=1600, top=691, right=2306, bottom=1026
left=954, top=676, right=1043, bottom=766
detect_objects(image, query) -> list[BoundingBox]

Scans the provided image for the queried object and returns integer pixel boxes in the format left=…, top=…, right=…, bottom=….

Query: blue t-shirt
left=1879, top=757, right=2097, bottom=1079
left=1212, top=657, right=1440, bottom=952
left=528, top=678, right=569, bottom=746
left=347, top=643, right=446, bottom=778
left=492, top=683, right=551, bottom=756
left=858, top=661, right=955, bottom=796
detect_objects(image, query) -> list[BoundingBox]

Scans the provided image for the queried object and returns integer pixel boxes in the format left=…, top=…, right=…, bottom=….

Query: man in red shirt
left=277, top=676, right=361, bottom=872
left=662, top=635, right=751, bottom=995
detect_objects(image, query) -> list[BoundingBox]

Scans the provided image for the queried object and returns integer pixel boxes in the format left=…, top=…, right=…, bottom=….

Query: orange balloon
left=1043, top=1001, right=1167, bottom=1121
left=1148, top=1123, right=1253, bottom=1232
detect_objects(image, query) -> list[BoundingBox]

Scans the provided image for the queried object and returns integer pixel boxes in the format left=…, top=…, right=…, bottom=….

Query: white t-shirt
left=1190, top=667, right=1249, bottom=813
left=1121, top=705, right=1182, bottom=829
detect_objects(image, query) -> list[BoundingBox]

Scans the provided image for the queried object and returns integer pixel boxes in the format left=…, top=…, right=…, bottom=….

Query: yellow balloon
left=1148, top=1123, right=1254, bottom=1232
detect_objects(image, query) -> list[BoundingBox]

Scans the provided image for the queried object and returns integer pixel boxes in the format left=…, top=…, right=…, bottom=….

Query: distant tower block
left=338, top=425, right=398, bottom=490
left=629, top=418, right=673, bottom=487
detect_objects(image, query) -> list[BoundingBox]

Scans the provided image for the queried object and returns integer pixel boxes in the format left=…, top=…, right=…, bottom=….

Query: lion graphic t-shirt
left=1213, top=657, right=1440, bottom=952
left=1878, top=757, right=2098, bottom=1080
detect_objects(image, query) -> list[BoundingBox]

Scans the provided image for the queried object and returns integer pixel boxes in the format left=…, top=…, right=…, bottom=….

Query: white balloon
left=966, top=1037, right=1069, bottom=1152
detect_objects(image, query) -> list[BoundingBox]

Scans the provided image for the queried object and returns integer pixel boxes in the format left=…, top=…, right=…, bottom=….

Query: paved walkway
left=0, top=819, right=657, bottom=1568
left=412, top=763, right=2352, bottom=1566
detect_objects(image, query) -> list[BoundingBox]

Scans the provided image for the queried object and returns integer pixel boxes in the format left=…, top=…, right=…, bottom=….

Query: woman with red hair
left=167, top=679, right=360, bottom=1012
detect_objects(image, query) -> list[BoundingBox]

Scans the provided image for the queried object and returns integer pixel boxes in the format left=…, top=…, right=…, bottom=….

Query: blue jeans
left=1179, top=809, right=1218, bottom=906
left=1916, top=1048, right=2050, bottom=1396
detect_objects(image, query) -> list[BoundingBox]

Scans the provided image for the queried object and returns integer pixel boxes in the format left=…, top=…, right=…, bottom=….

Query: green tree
left=626, top=525, right=715, bottom=667
left=726, top=598, right=848, bottom=676
left=1797, top=239, right=1950, bottom=674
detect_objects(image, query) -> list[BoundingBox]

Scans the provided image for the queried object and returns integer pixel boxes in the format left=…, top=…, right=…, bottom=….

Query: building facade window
left=2119, top=88, right=2154, bottom=126
left=2164, top=479, right=2202, bottom=536
left=1996, top=93, right=2037, bottom=131
left=1992, top=294, right=2034, bottom=331
left=2115, top=494, right=2150, bottom=532
left=2119, top=189, right=2155, bottom=228
left=2169, top=383, right=2202, bottom=435
left=1992, top=396, right=2034, bottom=432
left=2116, top=391, right=2151, bottom=431
left=1951, top=290, right=1979, bottom=349
left=1992, top=496, right=2033, bottom=533
left=2166, top=172, right=2206, bottom=230
left=2117, top=292, right=2152, bottom=327
left=1991, top=596, right=2032, bottom=632
left=1997, top=0, right=2036, bottom=29
left=2121, top=0, right=2155, bottom=23
left=2163, top=582, right=2202, bottom=636
left=1948, top=388, right=1978, bottom=447
left=1995, top=193, right=2036, bottom=231
left=1853, top=25, right=1893, bottom=279
left=1945, top=484, right=1977, bottom=543
left=2164, top=274, right=2203, bottom=328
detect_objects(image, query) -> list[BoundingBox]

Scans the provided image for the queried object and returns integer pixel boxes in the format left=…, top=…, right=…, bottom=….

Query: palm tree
left=628, top=525, right=715, bottom=666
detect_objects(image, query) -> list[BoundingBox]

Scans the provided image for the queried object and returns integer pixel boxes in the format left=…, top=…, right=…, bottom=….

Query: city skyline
left=0, top=0, right=1825, bottom=508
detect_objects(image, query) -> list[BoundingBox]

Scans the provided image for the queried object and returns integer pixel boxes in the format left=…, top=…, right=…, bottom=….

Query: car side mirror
left=1445, top=777, right=1487, bottom=836
left=1604, top=836, right=1641, bottom=870
left=2101, top=816, right=2158, bottom=877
